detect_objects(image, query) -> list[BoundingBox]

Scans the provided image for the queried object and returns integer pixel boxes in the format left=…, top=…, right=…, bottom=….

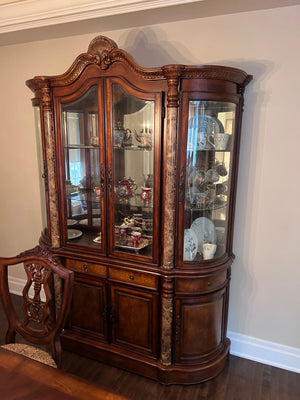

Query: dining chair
left=0, top=245, right=74, bottom=368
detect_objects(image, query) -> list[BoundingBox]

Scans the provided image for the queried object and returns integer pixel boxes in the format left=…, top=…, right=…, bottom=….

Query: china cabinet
left=26, top=35, right=252, bottom=384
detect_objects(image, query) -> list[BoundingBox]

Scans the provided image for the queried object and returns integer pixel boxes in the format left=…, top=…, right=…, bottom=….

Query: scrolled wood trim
left=182, top=65, right=252, bottom=86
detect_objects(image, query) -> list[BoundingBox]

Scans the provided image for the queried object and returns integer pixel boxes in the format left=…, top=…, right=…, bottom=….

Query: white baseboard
left=8, top=277, right=299, bottom=374
left=228, top=330, right=300, bottom=374
left=8, top=276, right=25, bottom=297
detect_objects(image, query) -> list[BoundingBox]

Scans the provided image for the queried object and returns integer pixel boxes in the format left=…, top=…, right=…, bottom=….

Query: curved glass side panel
left=111, top=83, right=155, bottom=258
left=183, top=100, right=236, bottom=263
left=34, top=106, right=48, bottom=236
left=61, top=86, right=102, bottom=249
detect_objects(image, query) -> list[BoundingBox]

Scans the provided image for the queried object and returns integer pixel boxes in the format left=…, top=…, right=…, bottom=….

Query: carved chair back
left=0, top=246, right=74, bottom=368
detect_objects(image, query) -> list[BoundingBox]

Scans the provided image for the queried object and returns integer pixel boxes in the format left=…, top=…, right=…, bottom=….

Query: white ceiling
left=0, top=0, right=299, bottom=46
left=0, top=0, right=203, bottom=33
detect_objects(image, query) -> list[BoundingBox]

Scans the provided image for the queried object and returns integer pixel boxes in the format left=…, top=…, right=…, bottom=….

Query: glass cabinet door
left=180, top=99, right=236, bottom=264
left=107, top=80, right=160, bottom=261
left=60, top=85, right=104, bottom=250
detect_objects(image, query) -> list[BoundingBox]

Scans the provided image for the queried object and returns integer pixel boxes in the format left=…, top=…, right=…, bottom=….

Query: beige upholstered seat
left=0, top=246, right=74, bottom=368
left=2, top=343, right=57, bottom=368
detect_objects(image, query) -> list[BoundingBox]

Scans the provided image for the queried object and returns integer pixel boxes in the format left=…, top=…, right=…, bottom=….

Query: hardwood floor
left=1, top=295, right=299, bottom=399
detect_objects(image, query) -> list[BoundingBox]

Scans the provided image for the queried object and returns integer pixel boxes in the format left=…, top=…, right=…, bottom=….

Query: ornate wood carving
left=23, top=261, right=54, bottom=333
left=182, top=66, right=251, bottom=86
left=162, top=65, right=184, bottom=107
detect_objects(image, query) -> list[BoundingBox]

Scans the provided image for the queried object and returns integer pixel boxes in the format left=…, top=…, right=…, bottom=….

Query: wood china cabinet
left=26, top=35, right=252, bottom=384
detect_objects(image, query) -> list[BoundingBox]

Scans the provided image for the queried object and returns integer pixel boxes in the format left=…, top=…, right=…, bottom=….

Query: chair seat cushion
left=1, top=343, right=57, bottom=368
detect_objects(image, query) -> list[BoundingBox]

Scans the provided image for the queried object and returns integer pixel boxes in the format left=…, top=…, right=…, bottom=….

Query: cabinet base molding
left=61, top=333, right=231, bottom=385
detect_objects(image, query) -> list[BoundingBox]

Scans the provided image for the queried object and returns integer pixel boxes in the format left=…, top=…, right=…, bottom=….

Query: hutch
left=26, top=35, right=252, bottom=384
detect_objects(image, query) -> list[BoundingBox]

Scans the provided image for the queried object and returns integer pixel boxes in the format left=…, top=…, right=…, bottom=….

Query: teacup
left=140, top=187, right=152, bottom=202
left=90, top=136, right=99, bottom=146
left=208, top=133, right=231, bottom=150
left=202, top=243, right=217, bottom=260
left=94, top=186, right=101, bottom=197
left=197, top=132, right=208, bottom=150
left=131, top=231, right=141, bottom=247
left=119, top=224, right=128, bottom=237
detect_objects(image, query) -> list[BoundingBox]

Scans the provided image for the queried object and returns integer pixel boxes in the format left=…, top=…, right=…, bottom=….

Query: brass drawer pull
left=83, top=264, right=88, bottom=272
left=207, top=281, right=212, bottom=287
left=129, top=275, right=135, bottom=281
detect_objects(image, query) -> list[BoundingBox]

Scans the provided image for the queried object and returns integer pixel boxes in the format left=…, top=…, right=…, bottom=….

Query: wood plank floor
left=1, top=295, right=299, bottom=399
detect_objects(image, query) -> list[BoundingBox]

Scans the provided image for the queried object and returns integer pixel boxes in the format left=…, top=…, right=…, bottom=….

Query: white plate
left=187, top=115, right=224, bottom=150
left=183, top=229, right=198, bottom=261
left=190, top=217, right=216, bottom=254
left=67, top=219, right=77, bottom=226
left=79, top=218, right=101, bottom=226
left=67, top=229, right=82, bottom=240
left=189, top=114, right=224, bottom=135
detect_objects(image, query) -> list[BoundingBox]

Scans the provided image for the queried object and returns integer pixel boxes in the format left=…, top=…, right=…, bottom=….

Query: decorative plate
left=190, top=217, right=216, bottom=254
left=79, top=218, right=101, bottom=226
left=67, top=229, right=82, bottom=240
left=183, top=229, right=199, bottom=261
left=67, top=219, right=77, bottom=226
left=187, top=115, right=224, bottom=150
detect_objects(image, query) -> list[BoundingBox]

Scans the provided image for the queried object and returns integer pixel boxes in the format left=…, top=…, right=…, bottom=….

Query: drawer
left=109, top=267, right=159, bottom=290
left=65, top=259, right=107, bottom=278
left=175, top=270, right=227, bottom=294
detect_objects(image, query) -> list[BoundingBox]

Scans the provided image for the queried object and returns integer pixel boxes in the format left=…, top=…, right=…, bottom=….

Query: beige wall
left=0, top=5, right=299, bottom=350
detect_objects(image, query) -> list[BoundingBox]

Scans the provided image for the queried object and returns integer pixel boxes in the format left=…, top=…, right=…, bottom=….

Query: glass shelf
left=64, top=144, right=99, bottom=149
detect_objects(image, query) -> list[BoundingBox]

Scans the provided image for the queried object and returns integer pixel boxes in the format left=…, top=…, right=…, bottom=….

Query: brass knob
left=129, top=275, right=134, bottom=281
left=83, top=264, right=88, bottom=272
left=207, top=281, right=212, bottom=286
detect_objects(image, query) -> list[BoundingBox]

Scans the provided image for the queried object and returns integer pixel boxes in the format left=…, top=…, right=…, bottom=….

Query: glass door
left=179, top=98, right=237, bottom=264
left=59, top=84, right=105, bottom=251
left=106, top=79, right=161, bottom=262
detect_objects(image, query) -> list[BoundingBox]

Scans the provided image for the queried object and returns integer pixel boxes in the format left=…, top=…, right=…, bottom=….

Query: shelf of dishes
left=63, top=145, right=153, bottom=152
left=67, top=191, right=153, bottom=211
left=113, top=215, right=153, bottom=253
left=66, top=213, right=153, bottom=255
left=183, top=217, right=226, bottom=262
left=64, top=144, right=99, bottom=149
left=185, top=160, right=229, bottom=209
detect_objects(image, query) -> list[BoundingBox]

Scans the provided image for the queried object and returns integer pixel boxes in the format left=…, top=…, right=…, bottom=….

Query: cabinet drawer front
left=175, top=271, right=227, bottom=294
left=109, top=267, right=158, bottom=290
left=65, top=259, right=107, bottom=277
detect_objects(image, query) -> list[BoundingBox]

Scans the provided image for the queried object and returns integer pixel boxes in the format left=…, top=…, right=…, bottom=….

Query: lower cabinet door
left=174, top=288, right=226, bottom=364
left=68, top=279, right=108, bottom=342
left=110, top=283, right=159, bottom=358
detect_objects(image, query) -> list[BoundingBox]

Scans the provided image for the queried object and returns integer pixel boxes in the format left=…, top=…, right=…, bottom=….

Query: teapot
left=135, top=127, right=152, bottom=149
left=122, top=128, right=134, bottom=147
